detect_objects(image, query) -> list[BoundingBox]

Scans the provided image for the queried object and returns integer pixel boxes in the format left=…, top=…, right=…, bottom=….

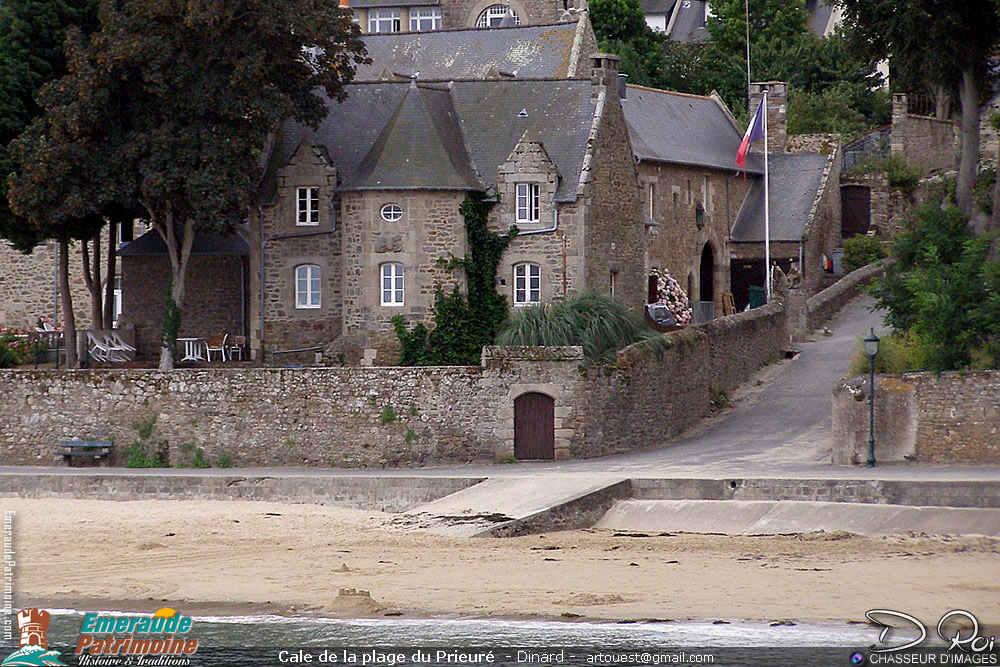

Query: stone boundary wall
left=0, top=473, right=481, bottom=512
left=0, top=305, right=788, bottom=467
left=805, top=261, right=885, bottom=332
left=890, top=94, right=958, bottom=177
left=832, top=371, right=1000, bottom=464
left=576, top=302, right=787, bottom=456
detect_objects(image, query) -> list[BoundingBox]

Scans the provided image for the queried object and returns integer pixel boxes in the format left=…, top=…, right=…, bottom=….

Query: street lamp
left=864, top=328, right=881, bottom=467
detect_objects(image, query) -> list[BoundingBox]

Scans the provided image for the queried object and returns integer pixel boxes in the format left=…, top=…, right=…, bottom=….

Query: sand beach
left=7, top=497, right=1000, bottom=633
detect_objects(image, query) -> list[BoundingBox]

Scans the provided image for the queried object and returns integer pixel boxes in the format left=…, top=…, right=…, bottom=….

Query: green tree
left=0, top=0, right=98, bottom=250
left=869, top=204, right=1000, bottom=370
left=590, top=0, right=668, bottom=87
left=9, top=0, right=368, bottom=369
left=837, top=0, right=1000, bottom=215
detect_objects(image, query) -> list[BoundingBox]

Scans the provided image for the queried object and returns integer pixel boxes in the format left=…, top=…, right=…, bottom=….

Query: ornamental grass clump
left=495, top=292, right=669, bottom=364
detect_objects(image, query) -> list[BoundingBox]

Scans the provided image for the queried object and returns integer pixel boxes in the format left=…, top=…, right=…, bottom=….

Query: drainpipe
left=515, top=205, right=559, bottom=236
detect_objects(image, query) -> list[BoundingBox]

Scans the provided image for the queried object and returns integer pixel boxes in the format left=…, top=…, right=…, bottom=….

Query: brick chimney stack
left=748, top=81, right=787, bottom=153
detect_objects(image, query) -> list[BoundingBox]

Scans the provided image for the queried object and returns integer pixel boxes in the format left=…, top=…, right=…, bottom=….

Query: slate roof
left=667, top=0, right=709, bottom=43
left=623, top=85, right=763, bottom=174
left=352, top=23, right=582, bottom=82
left=119, top=230, right=249, bottom=256
left=641, top=0, right=676, bottom=16
left=259, top=78, right=596, bottom=203
left=730, top=153, right=830, bottom=243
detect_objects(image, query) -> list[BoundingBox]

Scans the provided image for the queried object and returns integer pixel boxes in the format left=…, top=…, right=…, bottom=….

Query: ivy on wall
left=393, top=195, right=516, bottom=365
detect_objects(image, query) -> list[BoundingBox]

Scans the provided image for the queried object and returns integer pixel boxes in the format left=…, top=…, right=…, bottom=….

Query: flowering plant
left=649, top=268, right=692, bottom=325
left=0, top=327, right=48, bottom=367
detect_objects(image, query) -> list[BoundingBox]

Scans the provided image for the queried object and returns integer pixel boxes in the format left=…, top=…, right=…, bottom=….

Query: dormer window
left=516, top=183, right=539, bottom=224
left=297, top=187, right=319, bottom=226
left=369, top=9, right=400, bottom=33
left=476, top=4, right=519, bottom=27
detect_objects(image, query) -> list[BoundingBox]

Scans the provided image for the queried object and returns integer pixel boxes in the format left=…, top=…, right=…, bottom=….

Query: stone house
left=350, top=0, right=586, bottom=34
left=621, top=84, right=760, bottom=319
left=727, top=82, right=842, bottom=309
left=249, top=54, right=643, bottom=365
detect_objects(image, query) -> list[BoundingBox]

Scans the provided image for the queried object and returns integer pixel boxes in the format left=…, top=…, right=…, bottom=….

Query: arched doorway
left=699, top=243, right=714, bottom=303
left=514, top=392, right=555, bottom=460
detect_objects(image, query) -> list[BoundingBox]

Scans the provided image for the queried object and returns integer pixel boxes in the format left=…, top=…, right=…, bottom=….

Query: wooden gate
left=841, top=185, right=871, bottom=238
left=514, top=392, right=555, bottom=460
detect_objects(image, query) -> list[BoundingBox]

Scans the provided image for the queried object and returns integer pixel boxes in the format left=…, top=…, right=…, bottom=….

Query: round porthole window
left=380, top=204, right=403, bottom=222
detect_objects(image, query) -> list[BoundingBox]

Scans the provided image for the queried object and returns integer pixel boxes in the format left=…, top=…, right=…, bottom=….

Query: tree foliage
left=589, top=0, right=668, bottom=87
left=869, top=203, right=1000, bottom=371
left=0, top=0, right=98, bottom=250
left=837, top=0, right=1000, bottom=214
left=8, top=0, right=369, bottom=368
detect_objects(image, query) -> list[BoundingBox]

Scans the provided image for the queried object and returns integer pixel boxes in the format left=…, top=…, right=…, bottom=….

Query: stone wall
left=833, top=371, right=1000, bottom=464
left=442, top=0, right=582, bottom=29
left=584, top=72, right=645, bottom=310
left=0, top=240, right=92, bottom=330
left=890, top=94, right=959, bottom=177
left=782, top=261, right=885, bottom=342
left=0, top=302, right=788, bottom=467
left=574, top=302, right=787, bottom=456
left=120, top=256, right=247, bottom=360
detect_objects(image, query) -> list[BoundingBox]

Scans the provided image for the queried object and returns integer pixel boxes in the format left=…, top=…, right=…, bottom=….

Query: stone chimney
left=748, top=81, right=787, bottom=153
left=590, top=53, right=620, bottom=98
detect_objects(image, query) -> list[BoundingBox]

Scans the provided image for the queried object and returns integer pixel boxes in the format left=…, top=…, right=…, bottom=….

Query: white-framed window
left=513, top=263, right=540, bottom=305
left=297, top=187, right=320, bottom=226
left=648, top=183, right=655, bottom=218
left=476, top=4, right=519, bottom=27
left=295, top=264, right=321, bottom=309
left=515, top=183, right=539, bottom=224
left=381, top=263, right=404, bottom=306
left=609, top=271, right=617, bottom=298
left=380, top=203, right=403, bottom=222
left=410, top=7, right=441, bottom=30
left=369, top=8, right=400, bottom=32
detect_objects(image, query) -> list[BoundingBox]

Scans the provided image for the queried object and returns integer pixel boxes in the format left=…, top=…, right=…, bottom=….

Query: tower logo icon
left=1, top=608, right=64, bottom=666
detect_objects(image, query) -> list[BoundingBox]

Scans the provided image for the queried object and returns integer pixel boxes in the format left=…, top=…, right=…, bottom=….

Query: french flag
left=736, top=101, right=765, bottom=168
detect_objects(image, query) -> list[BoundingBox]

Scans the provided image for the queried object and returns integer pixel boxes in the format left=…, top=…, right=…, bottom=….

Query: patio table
left=177, top=337, right=206, bottom=362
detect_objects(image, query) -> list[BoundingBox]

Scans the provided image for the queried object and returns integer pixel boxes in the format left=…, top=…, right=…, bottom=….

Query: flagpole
left=762, top=89, right=771, bottom=304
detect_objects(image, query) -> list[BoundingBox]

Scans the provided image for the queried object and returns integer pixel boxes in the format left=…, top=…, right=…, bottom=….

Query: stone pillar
left=890, top=93, right=907, bottom=155
left=748, top=81, right=787, bottom=153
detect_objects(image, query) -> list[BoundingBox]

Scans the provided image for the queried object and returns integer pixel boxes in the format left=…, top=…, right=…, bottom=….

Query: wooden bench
left=58, top=440, right=113, bottom=467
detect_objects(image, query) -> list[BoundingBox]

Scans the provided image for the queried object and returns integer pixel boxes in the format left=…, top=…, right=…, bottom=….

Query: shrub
left=850, top=153, right=921, bottom=193
left=849, top=329, right=927, bottom=374
left=495, top=292, right=668, bottom=364
left=841, top=235, right=886, bottom=272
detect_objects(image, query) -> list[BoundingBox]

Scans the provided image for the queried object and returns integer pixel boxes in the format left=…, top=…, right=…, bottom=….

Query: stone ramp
left=390, top=476, right=631, bottom=537
left=595, top=499, right=1000, bottom=537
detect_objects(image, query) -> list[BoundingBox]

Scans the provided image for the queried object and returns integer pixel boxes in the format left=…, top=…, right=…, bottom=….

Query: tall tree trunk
left=58, top=238, right=78, bottom=368
left=955, top=68, right=979, bottom=215
left=933, top=85, right=950, bottom=119
left=104, top=220, right=117, bottom=329
left=154, top=211, right=195, bottom=370
left=80, top=231, right=104, bottom=330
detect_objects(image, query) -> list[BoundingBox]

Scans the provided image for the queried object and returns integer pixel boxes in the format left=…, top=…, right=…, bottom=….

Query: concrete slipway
left=3, top=297, right=999, bottom=538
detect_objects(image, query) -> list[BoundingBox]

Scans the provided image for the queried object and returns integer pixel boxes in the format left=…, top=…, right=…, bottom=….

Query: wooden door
left=841, top=185, right=871, bottom=238
left=514, top=392, right=555, bottom=460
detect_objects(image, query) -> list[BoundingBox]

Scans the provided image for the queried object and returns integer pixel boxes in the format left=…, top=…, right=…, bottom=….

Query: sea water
left=2, top=610, right=885, bottom=666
